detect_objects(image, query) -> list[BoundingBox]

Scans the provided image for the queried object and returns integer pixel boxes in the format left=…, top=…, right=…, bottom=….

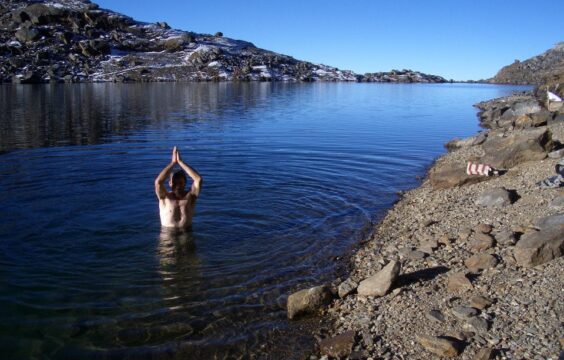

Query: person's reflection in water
left=157, top=228, right=200, bottom=268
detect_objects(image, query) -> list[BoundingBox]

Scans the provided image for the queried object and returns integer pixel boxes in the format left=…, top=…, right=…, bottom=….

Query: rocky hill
left=490, top=42, right=564, bottom=85
left=0, top=0, right=447, bottom=84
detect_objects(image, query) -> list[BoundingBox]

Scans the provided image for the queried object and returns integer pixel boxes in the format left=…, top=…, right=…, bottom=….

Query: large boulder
left=18, top=4, right=65, bottom=25
left=286, top=285, right=332, bottom=319
left=357, top=260, right=400, bottom=297
left=548, top=118, right=564, bottom=145
left=500, top=99, right=542, bottom=119
left=481, top=127, right=553, bottom=168
left=15, top=27, right=41, bottom=43
left=429, top=165, right=490, bottom=190
left=513, top=223, right=564, bottom=267
left=475, top=187, right=516, bottom=207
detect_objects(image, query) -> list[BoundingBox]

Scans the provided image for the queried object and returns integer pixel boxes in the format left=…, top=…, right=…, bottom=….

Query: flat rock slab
left=481, top=126, right=551, bottom=169
left=475, top=187, right=516, bottom=207
left=357, top=260, right=401, bottom=297
left=287, top=285, right=332, bottom=319
left=429, top=165, right=490, bottom=190
left=319, top=330, right=356, bottom=358
left=452, top=306, right=479, bottom=320
left=534, top=213, right=564, bottom=229
left=549, top=196, right=564, bottom=210
left=416, top=334, right=461, bottom=357
left=447, top=272, right=473, bottom=292
left=465, top=253, right=499, bottom=272
left=513, top=223, right=564, bottom=267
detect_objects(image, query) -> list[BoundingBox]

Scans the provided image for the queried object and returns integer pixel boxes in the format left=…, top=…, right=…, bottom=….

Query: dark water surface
left=0, top=83, right=528, bottom=358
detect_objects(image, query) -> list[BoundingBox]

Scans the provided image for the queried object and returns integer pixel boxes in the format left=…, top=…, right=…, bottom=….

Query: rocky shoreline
left=287, top=90, right=564, bottom=359
left=0, top=0, right=448, bottom=84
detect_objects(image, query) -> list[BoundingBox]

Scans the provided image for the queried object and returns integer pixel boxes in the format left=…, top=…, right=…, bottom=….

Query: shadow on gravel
left=395, top=266, right=449, bottom=288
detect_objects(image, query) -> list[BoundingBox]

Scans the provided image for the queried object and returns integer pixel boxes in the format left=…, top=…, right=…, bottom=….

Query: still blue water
left=0, top=82, right=528, bottom=358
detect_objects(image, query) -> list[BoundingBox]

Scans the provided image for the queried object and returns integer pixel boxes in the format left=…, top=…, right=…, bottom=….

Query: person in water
left=155, top=146, right=203, bottom=229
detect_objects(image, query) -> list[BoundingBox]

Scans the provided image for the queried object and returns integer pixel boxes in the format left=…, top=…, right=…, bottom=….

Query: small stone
left=415, top=334, right=461, bottom=357
left=475, top=224, right=493, bottom=234
left=423, top=219, right=436, bottom=227
left=438, top=234, right=452, bottom=245
left=469, top=233, right=496, bottom=252
left=459, top=228, right=472, bottom=242
left=338, top=278, right=358, bottom=299
left=447, top=272, right=473, bottom=292
left=465, top=317, right=489, bottom=333
left=473, top=346, right=494, bottom=360
left=362, top=330, right=374, bottom=347
left=495, top=230, right=517, bottom=246
left=420, top=239, right=438, bottom=254
left=464, top=253, right=499, bottom=272
left=319, top=330, right=356, bottom=358
left=452, top=306, right=479, bottom=320
left=357, top=260, right=401, bottom=297
left=470, top=295, right=494, bottom=310
left=408, top=250, right=427, bottom=259
left=426, top=309, right=445, bottom=323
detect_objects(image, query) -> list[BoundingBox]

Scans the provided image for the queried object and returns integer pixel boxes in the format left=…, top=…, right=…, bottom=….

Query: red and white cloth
left=466, top=161, right=493, bottom=176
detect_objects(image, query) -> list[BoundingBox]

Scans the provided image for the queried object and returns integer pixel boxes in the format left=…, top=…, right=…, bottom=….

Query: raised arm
left=176, top=150, right=203, bottom=197
left=154, top=147, right=177, bottom=199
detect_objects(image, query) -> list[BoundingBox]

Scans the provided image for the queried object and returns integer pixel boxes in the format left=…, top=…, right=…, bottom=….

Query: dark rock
left=287, top=285, right=332, bottom=319
left=15, top=26, right=41, bottom=43
left=319, top=330, right=356, bottom=358
left=21, top=4, right=65, bottom=25
left=426, top=309, right=446, bottom=323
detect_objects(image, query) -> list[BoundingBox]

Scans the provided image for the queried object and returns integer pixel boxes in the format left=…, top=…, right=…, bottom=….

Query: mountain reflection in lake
left=0, top=82, right=529, bottom=358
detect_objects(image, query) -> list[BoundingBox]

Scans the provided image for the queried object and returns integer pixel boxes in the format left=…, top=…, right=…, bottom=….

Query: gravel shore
left=291, top=92, right=564, bottom=360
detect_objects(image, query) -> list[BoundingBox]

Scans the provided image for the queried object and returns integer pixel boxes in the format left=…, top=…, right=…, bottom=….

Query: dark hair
left=171, top=170, right=187, bottom=184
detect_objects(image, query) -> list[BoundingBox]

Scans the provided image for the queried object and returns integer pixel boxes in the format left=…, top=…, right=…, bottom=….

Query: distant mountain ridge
left=0, top=0, right=447, bottom=83
left=490, top=42, right=564, bottom=85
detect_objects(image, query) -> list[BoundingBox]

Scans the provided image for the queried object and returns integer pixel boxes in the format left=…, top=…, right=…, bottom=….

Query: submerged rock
left=287, top=285, right=332, bottom=319
left=319, top=330, right=355, bottom=358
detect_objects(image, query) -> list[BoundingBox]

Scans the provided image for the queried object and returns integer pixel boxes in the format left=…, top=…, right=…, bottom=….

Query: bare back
left=158, top=191, right=197, bottom=229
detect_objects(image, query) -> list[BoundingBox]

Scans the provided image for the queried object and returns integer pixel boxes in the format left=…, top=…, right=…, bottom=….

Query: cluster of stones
left=285, top=87, right=563, bottom=359
left=0, top=0, right=448, bottom=84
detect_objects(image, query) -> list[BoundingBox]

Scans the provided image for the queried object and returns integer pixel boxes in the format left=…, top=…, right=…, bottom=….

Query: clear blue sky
left=95, top=0, right=563, bottom=81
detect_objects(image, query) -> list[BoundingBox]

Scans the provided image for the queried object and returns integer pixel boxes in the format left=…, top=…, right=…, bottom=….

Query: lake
left=0, top=82, right=528, bottom=359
